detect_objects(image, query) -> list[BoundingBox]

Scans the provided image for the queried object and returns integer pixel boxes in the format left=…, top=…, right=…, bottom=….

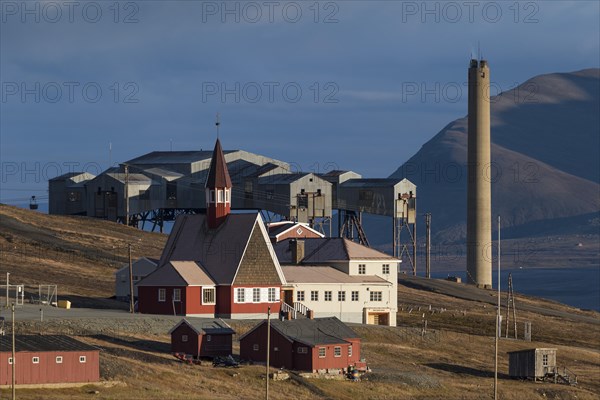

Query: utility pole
left=128, top=243, right=134, bottom=314
left=124, top=164, right=130, bottom=227
left=6, top=272, right=9, bottom=308
left=494, top=215, right=501, bottom=400
left=424, top=213, right=431, bottom=278
left=11, top=303, right=15, bottom=400
left=265, top=306, right=270, bottom=400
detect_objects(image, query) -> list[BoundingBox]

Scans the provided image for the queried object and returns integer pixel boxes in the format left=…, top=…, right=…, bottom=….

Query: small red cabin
left=0, top=335, right=99, bottom=385
left=169, top=318, right=235, bottom=359
left=240, top=317, right=361, bottom=373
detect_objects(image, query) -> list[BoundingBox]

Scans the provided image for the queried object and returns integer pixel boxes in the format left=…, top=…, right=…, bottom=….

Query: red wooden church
left=137, top=139, right=285, bottom=318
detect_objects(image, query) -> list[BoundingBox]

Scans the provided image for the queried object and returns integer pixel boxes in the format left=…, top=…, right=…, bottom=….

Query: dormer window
left=218, top=190, right=224, bottom=202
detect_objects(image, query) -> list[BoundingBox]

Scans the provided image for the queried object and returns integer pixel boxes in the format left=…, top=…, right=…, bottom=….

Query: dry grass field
left=1, top=204, right=598, bottom=399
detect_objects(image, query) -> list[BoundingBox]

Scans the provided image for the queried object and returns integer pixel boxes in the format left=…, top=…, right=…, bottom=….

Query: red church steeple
left=205, top=138, right=232, bottom=229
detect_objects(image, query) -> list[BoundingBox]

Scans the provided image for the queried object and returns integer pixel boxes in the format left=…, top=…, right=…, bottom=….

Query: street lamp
left=6, top=272, right=10, bottom=307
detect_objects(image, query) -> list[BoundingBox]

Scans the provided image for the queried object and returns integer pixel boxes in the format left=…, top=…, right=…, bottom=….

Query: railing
left=281, top=302, right=297, bottom=319
left=561, top=367, right=578, bottom=385
left=293, top=302, right=310, bottom=317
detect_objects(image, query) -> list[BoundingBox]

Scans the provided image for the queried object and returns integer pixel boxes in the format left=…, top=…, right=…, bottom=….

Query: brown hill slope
left=0, top=204, right=167, bottom=297
left=389, top=68, right=600, bottom=242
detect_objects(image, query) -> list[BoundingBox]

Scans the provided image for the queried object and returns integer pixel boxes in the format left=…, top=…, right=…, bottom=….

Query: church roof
left=205, top=138, right=232, bottom=188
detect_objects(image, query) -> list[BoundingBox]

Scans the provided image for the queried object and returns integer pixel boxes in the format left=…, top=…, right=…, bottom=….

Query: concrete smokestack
left=467, top=59, right=492, bottom=288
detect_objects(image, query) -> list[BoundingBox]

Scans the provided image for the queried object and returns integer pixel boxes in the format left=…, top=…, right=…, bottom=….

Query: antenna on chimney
left=215, top=112, right=220, bottom=138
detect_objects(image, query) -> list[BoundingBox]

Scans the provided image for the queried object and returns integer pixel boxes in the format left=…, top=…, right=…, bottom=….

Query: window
left=382, top=264, right=390, bottom=274
left=273, top=347, right=279, bottom=352
left=358, top=264, right=366, bottom=274
left=236, top=288, right=245, bottom=303
left=32, top=357, right=40, bottom=364
left=334, top=347, right=341, bottom=357
left=158, top=288, right=166, bottom=302
left=8, top=358, right=12, bottom=365
left=297, top=291, right=305, bottom=302
left=56, top=356, right=63, bottom=364
left=206, top=335, right=212, bottom=342
left=181, top=334, right=188, bottom=342
left=370, top=291, right=383, bottom=302
left=318, top=347, right=326, bottom=358
left=173, top=289, right=181, bottom=302
left=225, top=189, right=230, bottom=202
left=338, top=291, right=346, bottom=301
left=79, top=356, right=87, bottom=363
left=217, top=190, right=224, bottom=202
left=351, top=291, right=359, bottom=302
left=253, top=288, right=261, bottom=303
left=253, top=344, right=259, bottom=351
left=210, top=190, right=215, bottom=203
left=311, top=291, right=319, bottom=301
left=348, top=346, right=353, bottom=357
left=203, top=288, right=216, bottom=304
left=324, top=291, right=332, bottom=301
left=268, top=288, right=277, bottom=302
left=297, top=347, right=308, bottom=354
left=542, top=354, right=549, bottom=366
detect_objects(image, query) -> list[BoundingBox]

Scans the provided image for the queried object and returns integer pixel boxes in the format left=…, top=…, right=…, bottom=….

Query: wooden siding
left=0, top=351, right=99, bottom=385
left=171, top=324, right=232, bottom=358
left=233, top=223, right=281, bottom=285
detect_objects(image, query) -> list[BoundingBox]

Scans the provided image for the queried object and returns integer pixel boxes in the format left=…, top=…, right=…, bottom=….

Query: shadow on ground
left=426, top=363, right=511, bottom=379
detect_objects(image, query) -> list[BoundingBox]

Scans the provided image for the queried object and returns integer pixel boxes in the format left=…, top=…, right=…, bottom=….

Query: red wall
left=171, top=324, right=232, bottom=358
left=185, top=286, right=216, bottom=315
left=0, top=351, right=99, bottom=385
left=240, top=323, right=360, bottom=372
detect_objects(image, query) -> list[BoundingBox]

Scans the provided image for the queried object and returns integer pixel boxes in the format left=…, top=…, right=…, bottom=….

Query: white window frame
left=382, top=264, right=390, bottom=274
left=348, top=346, right=353, bottom=357
left=158, top=288, right=166, bottom=302
left=358, top=264, right=366, bottom=274
left=334, top=347, right=341, bottom=358
left=253, top=344, right=259, bottom=351
left=202, top=287, right=216, bottom=305
left=338, top=291, right=346, bottom=301
left=351, top=291, right=359, bottom=302
left=324, top=291, right=332, bottom=301
left=253, top=288, right=261, bottom=303
left=8, top=358, right=13, bottom=365
left=297, top=347, right=308, bottom=354
left=56, top=356, right=63, bottom=364
left=79, top=356, right=86, bottom=363
left=311, top=291, right=319, bottom=301
left=318, top=347, right=326, bottom=358
left=32, top=356, right=40, bottom=364
left=236, top=288, right=245, bottom=303
left=268, top=287, right=276, bottom=302
left=225, top=189, right=230, bottom=203
left=173, top=288, right=181, bottom=302
left=370, top=291, right=383, bottom=302
left=181, top=334, right=188, bottom=343
left=217, top=189, right=224, bottom=202
left=297, top=291, right=305, bottom=302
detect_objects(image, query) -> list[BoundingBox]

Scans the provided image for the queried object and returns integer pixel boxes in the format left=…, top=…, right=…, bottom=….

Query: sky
left=1, top=0, right=599, bottom=206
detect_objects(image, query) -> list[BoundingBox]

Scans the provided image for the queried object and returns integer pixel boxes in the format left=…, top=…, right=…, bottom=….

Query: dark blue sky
left=1, top=1, right=598, bottom=205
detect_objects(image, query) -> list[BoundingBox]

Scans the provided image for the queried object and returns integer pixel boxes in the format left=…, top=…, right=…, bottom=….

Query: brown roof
left=157, top=213, right=274, bottom=285
left=274, top=238, right=397, bottom=264
left=282, top=266, right=389, bottom=284
left=205, top=138, right=232, bottom=188
left=137, top=261, right=215, bottom=286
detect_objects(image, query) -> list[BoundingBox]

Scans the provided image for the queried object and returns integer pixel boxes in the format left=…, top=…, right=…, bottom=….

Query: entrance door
left=284, top=290, right=294, bottom=306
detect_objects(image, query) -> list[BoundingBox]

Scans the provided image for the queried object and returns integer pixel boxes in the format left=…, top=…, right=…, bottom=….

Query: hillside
left=389, top=68, right=600, bottom=243
left=0, top=205, right=598, bottom=399
left=0, top=204, right=167, bottom=298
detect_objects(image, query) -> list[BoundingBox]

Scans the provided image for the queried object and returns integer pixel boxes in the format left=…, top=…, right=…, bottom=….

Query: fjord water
left=433, top=266, right=600, bottom=311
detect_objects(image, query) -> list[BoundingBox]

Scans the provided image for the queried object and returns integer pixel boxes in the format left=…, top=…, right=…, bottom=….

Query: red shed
left=169, top=318, right=235, bottom=359
left=0, top=335, right=99, bottom=385
left=239, top=317, right=361, bottom=373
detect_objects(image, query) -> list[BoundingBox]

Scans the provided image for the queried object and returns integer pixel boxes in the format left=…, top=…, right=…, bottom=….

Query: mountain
left=389, top=68, right=600, bottom=242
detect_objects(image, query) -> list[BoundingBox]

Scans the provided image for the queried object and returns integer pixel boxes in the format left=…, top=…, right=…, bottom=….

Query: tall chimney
left=290, top=239, right=305, bottom=265
left=466, top=59, right=492, bottom=288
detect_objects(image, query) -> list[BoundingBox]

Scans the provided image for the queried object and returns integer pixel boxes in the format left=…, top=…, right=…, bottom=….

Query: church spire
left=205, top=138, right=232, bottom=229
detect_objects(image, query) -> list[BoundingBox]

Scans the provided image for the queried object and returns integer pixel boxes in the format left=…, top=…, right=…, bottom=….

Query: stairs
left=547, top=367, right=578, bottom=385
